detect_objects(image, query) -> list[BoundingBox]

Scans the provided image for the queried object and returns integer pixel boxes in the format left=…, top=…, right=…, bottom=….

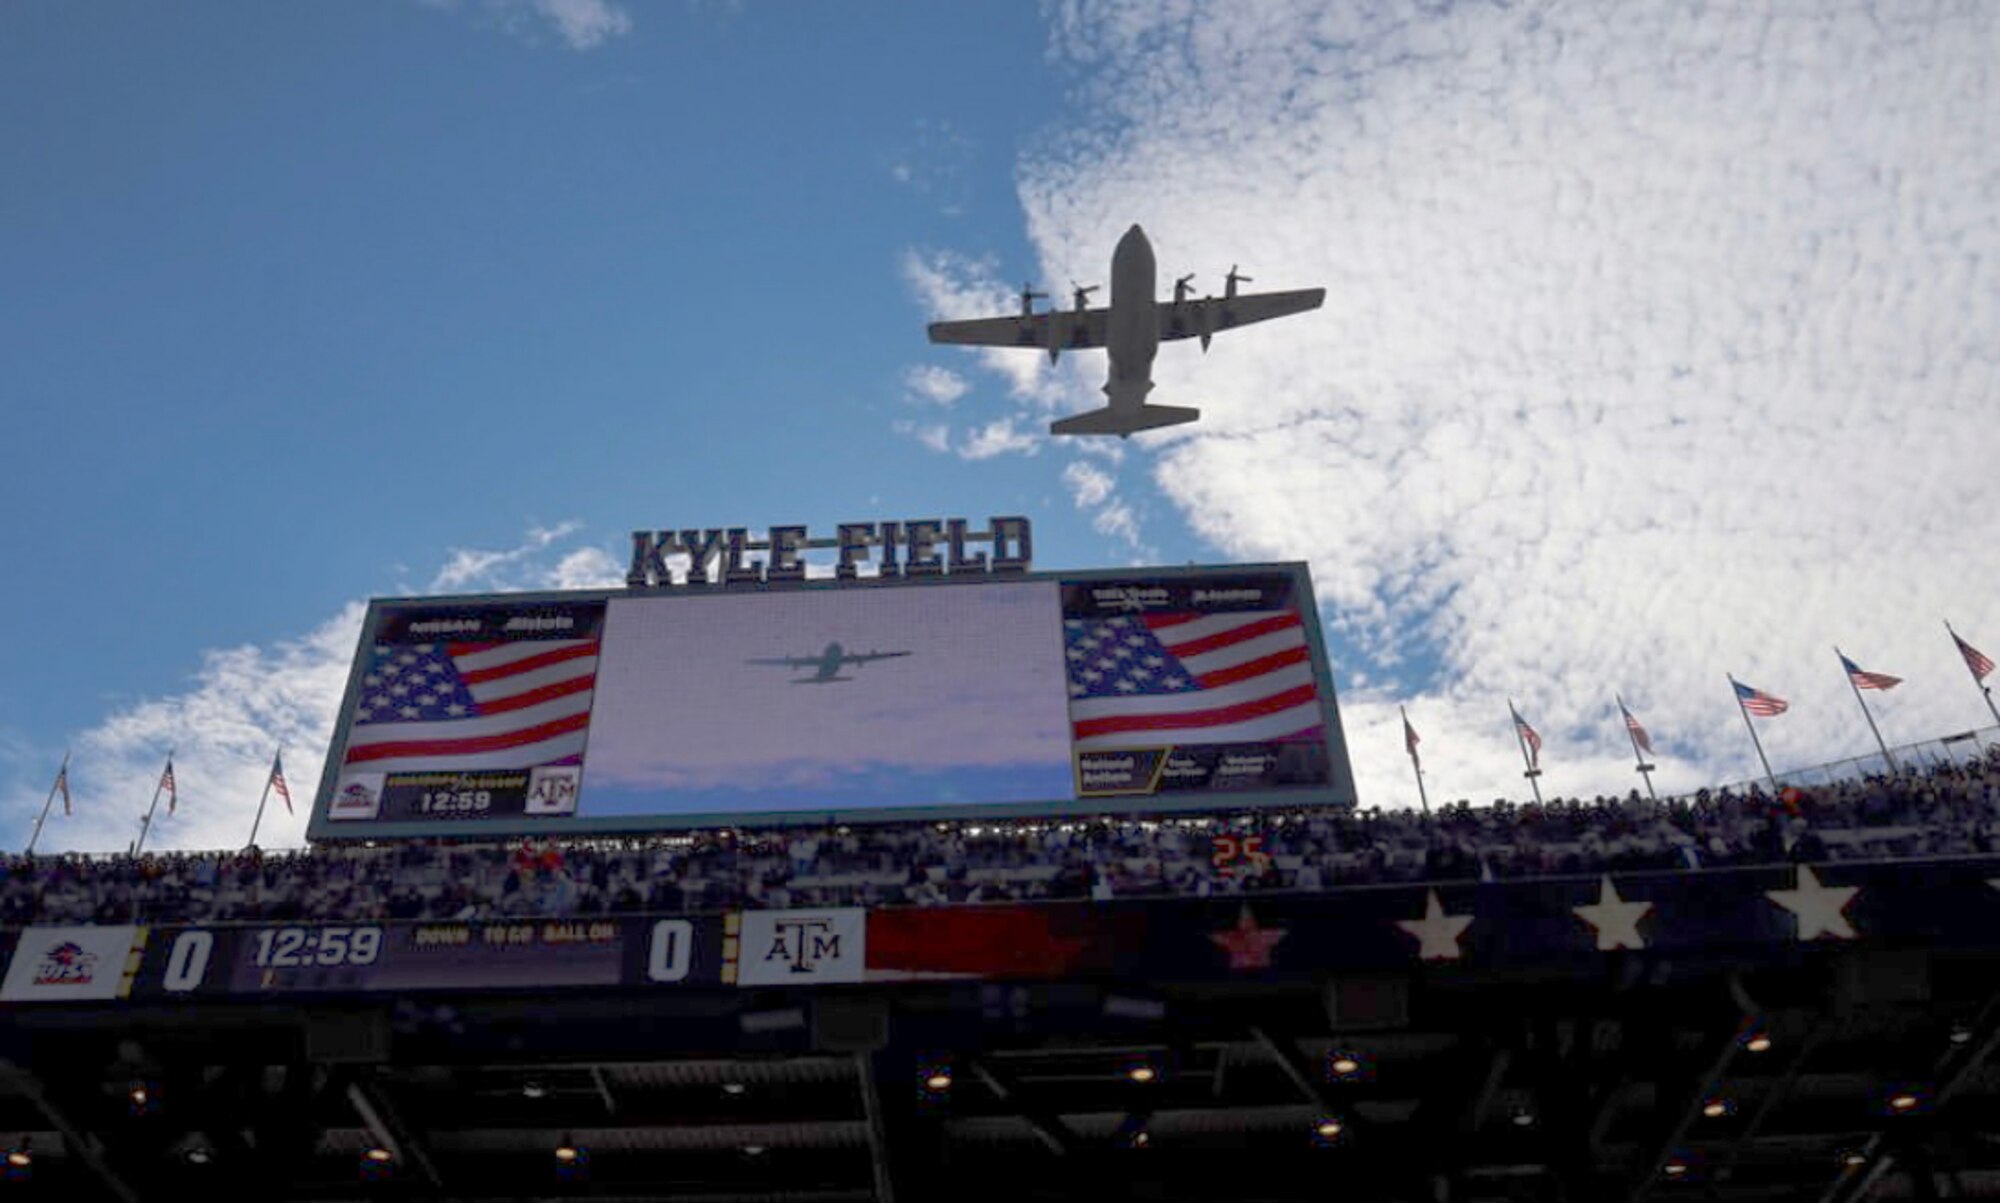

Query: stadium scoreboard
left=308, top=556, right=1356, bottom=841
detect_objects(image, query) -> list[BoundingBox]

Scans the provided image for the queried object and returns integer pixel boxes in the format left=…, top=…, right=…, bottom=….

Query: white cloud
left=959, top=417, right=1039, bottom=460
left=893, top=419, right=952, bottom=454
left=423, top=0, right=633, bottom=50
left=902, top=364, right=970, bottom=407
left=1009, top=0, right=2000, bottom=808
left=1061, top=458, right=1144, bottom=551
left=1090, top=498, right=1140, bottom=546
left=525, top=0, right=631, bottom=49
left=901, top=249, right=1071, bottom=407
left=549, top=545, right=625, bottom=590
left=11, top=527, right=619, bottom=854
left=429, top=521, right=582, bottom=593
left=1061, top=460, right=1116, bottom=508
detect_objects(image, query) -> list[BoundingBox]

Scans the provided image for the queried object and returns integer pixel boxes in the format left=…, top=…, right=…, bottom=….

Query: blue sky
left=4, top=0, right=1999, bottom=852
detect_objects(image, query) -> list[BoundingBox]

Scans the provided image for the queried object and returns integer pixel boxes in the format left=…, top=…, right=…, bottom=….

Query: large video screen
left=309, top=565, right=1355, bottom=840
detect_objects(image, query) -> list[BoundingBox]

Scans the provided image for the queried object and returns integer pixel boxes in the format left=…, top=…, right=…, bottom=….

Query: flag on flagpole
left=1839, top=653, right=1902, bottom=691
left=1620, top=700, right=1653, bottom=755
left=1403, top=714, right=1421, bottom=769
left=268, top=753, right=293, bottom=814
left=1511, top=705, right=1542, bottom=767
left=1955, top=631, right=1996, bottom=682
left=53, top=764, right=72, bottom=817
left=160, top=759, right=178, bottom=815
left=1733, top=680, right=1789, bottom=717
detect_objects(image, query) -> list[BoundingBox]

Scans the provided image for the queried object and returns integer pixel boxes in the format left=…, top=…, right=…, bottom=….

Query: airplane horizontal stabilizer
left=1050, top=403, right=1200, bottom=438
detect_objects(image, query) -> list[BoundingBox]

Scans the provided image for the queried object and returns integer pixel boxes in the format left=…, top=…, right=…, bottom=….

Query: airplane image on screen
left=744, top=642, right=913, bottom=684
left=925, top=223, right=1325, bottom=437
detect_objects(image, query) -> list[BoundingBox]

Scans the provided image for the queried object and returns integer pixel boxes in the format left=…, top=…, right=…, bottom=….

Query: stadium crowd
left=4, top=751, right=1998, bottom=927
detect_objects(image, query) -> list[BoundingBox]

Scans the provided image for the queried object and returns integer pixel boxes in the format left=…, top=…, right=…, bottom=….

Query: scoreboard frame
left=306, top=562, right=1356, bottom=843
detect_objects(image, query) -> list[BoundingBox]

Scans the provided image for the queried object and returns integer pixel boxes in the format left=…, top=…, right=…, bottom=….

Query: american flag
left=1063, top=611, right=1321, bottom=751
left=268, top=752, right=293, bottom=814
left=1403, top=713, right=1421, bottom=767
left=1733, top=680, right=1789, bottom=717
left=53, top=763, right=71, bottom=817
left=1839, top=653, right=1902, bottom=691
left=1619, top=700, right=1653, bottom=755
left=1511, top=706, right=1542, bottom=767
left=1955, top=632, right=1995, bottom=682
left=342, top=639, right=600, bottom=773
left=159, top=759, right=177, bottom=815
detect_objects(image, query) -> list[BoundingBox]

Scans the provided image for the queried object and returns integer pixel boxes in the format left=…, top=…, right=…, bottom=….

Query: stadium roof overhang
left=0, top=947, right=1996, bottom=1203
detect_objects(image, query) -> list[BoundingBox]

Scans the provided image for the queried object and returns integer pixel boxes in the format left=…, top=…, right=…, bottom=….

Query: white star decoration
left=1572, top=875, right=1652, bottom=951
left=1765, top=865, right=1860, bottom=941
left=1396, top=890, right=1474, bottom=961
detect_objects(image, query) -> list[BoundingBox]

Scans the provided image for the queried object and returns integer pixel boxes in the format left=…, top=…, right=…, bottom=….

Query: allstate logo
left=32, top=941, right=97, bottom=987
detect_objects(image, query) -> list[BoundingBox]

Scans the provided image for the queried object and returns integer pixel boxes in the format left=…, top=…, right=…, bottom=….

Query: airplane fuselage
left=808, top=641, right=848, bottom=682
left=1106, top=224, right=1160, bottom=407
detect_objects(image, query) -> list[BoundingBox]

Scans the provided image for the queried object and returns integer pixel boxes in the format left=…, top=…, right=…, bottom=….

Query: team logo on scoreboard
left=32, top=941, right=98, bottom=987
left=0, top=926, right=147, bottom=1002
left=329, top=773, right=384, bottom=821
left=729, top=909, right=867, bottom=985
left=524, top=766, right=582, bottom=816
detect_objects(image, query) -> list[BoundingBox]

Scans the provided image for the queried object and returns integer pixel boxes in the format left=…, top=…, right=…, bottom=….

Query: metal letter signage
left=625, top=517, right=1031, bottom=588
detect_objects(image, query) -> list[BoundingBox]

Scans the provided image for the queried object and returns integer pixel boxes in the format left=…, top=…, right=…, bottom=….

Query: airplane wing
left=1158, top=288, right=1326, bottom=343
left=838, top=650, right=913, bottom=665
left=744, top=656, right=822, bottom=669
left=927, top=309, right=1111, bottom=352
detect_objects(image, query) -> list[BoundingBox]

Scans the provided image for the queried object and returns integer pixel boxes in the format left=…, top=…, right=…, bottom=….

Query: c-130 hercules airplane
left=744, top=642, right=912, bottom=684
left=926, top=224, right=1325, bottom=437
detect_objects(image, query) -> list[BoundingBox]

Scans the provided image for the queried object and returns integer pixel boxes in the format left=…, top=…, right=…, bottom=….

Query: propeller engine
left=1018, top=283, right=1047, bottom=318
left=1225, top=265, right=1253, bottom=299
left=1070, top=282, right=1100, bottom=312
left=1173, top=273, right=1198, bottom=304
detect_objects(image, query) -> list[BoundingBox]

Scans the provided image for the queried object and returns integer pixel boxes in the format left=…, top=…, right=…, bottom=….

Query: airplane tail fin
left=1050, top=403, right=1200, bottom=438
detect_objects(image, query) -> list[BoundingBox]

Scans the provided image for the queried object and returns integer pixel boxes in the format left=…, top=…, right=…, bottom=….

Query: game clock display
left=251, top=925, right=383, bottom=969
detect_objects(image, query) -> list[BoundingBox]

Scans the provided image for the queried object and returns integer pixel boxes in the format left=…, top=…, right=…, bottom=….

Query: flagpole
left=1401, top=706, right=1429, bottom=816
left=1509, top=700, right=1544, bottom=805
left=1728, top=676, right=1779, bottom=794
left=1946, top=620, right=2000, bottom=727
left=1618, top=696, right=1656, bottom=799
left=25, top=751, right=68, bottom=856
left=135, top=749, right=172, bottom=857
left=247, top=747, right=279, bottom=849
left=1836, top=647, right=1898, bottom=775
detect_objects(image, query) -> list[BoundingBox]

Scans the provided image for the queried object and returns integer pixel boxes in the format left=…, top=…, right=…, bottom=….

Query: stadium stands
left=5, top=748, right=1995, bottom=928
